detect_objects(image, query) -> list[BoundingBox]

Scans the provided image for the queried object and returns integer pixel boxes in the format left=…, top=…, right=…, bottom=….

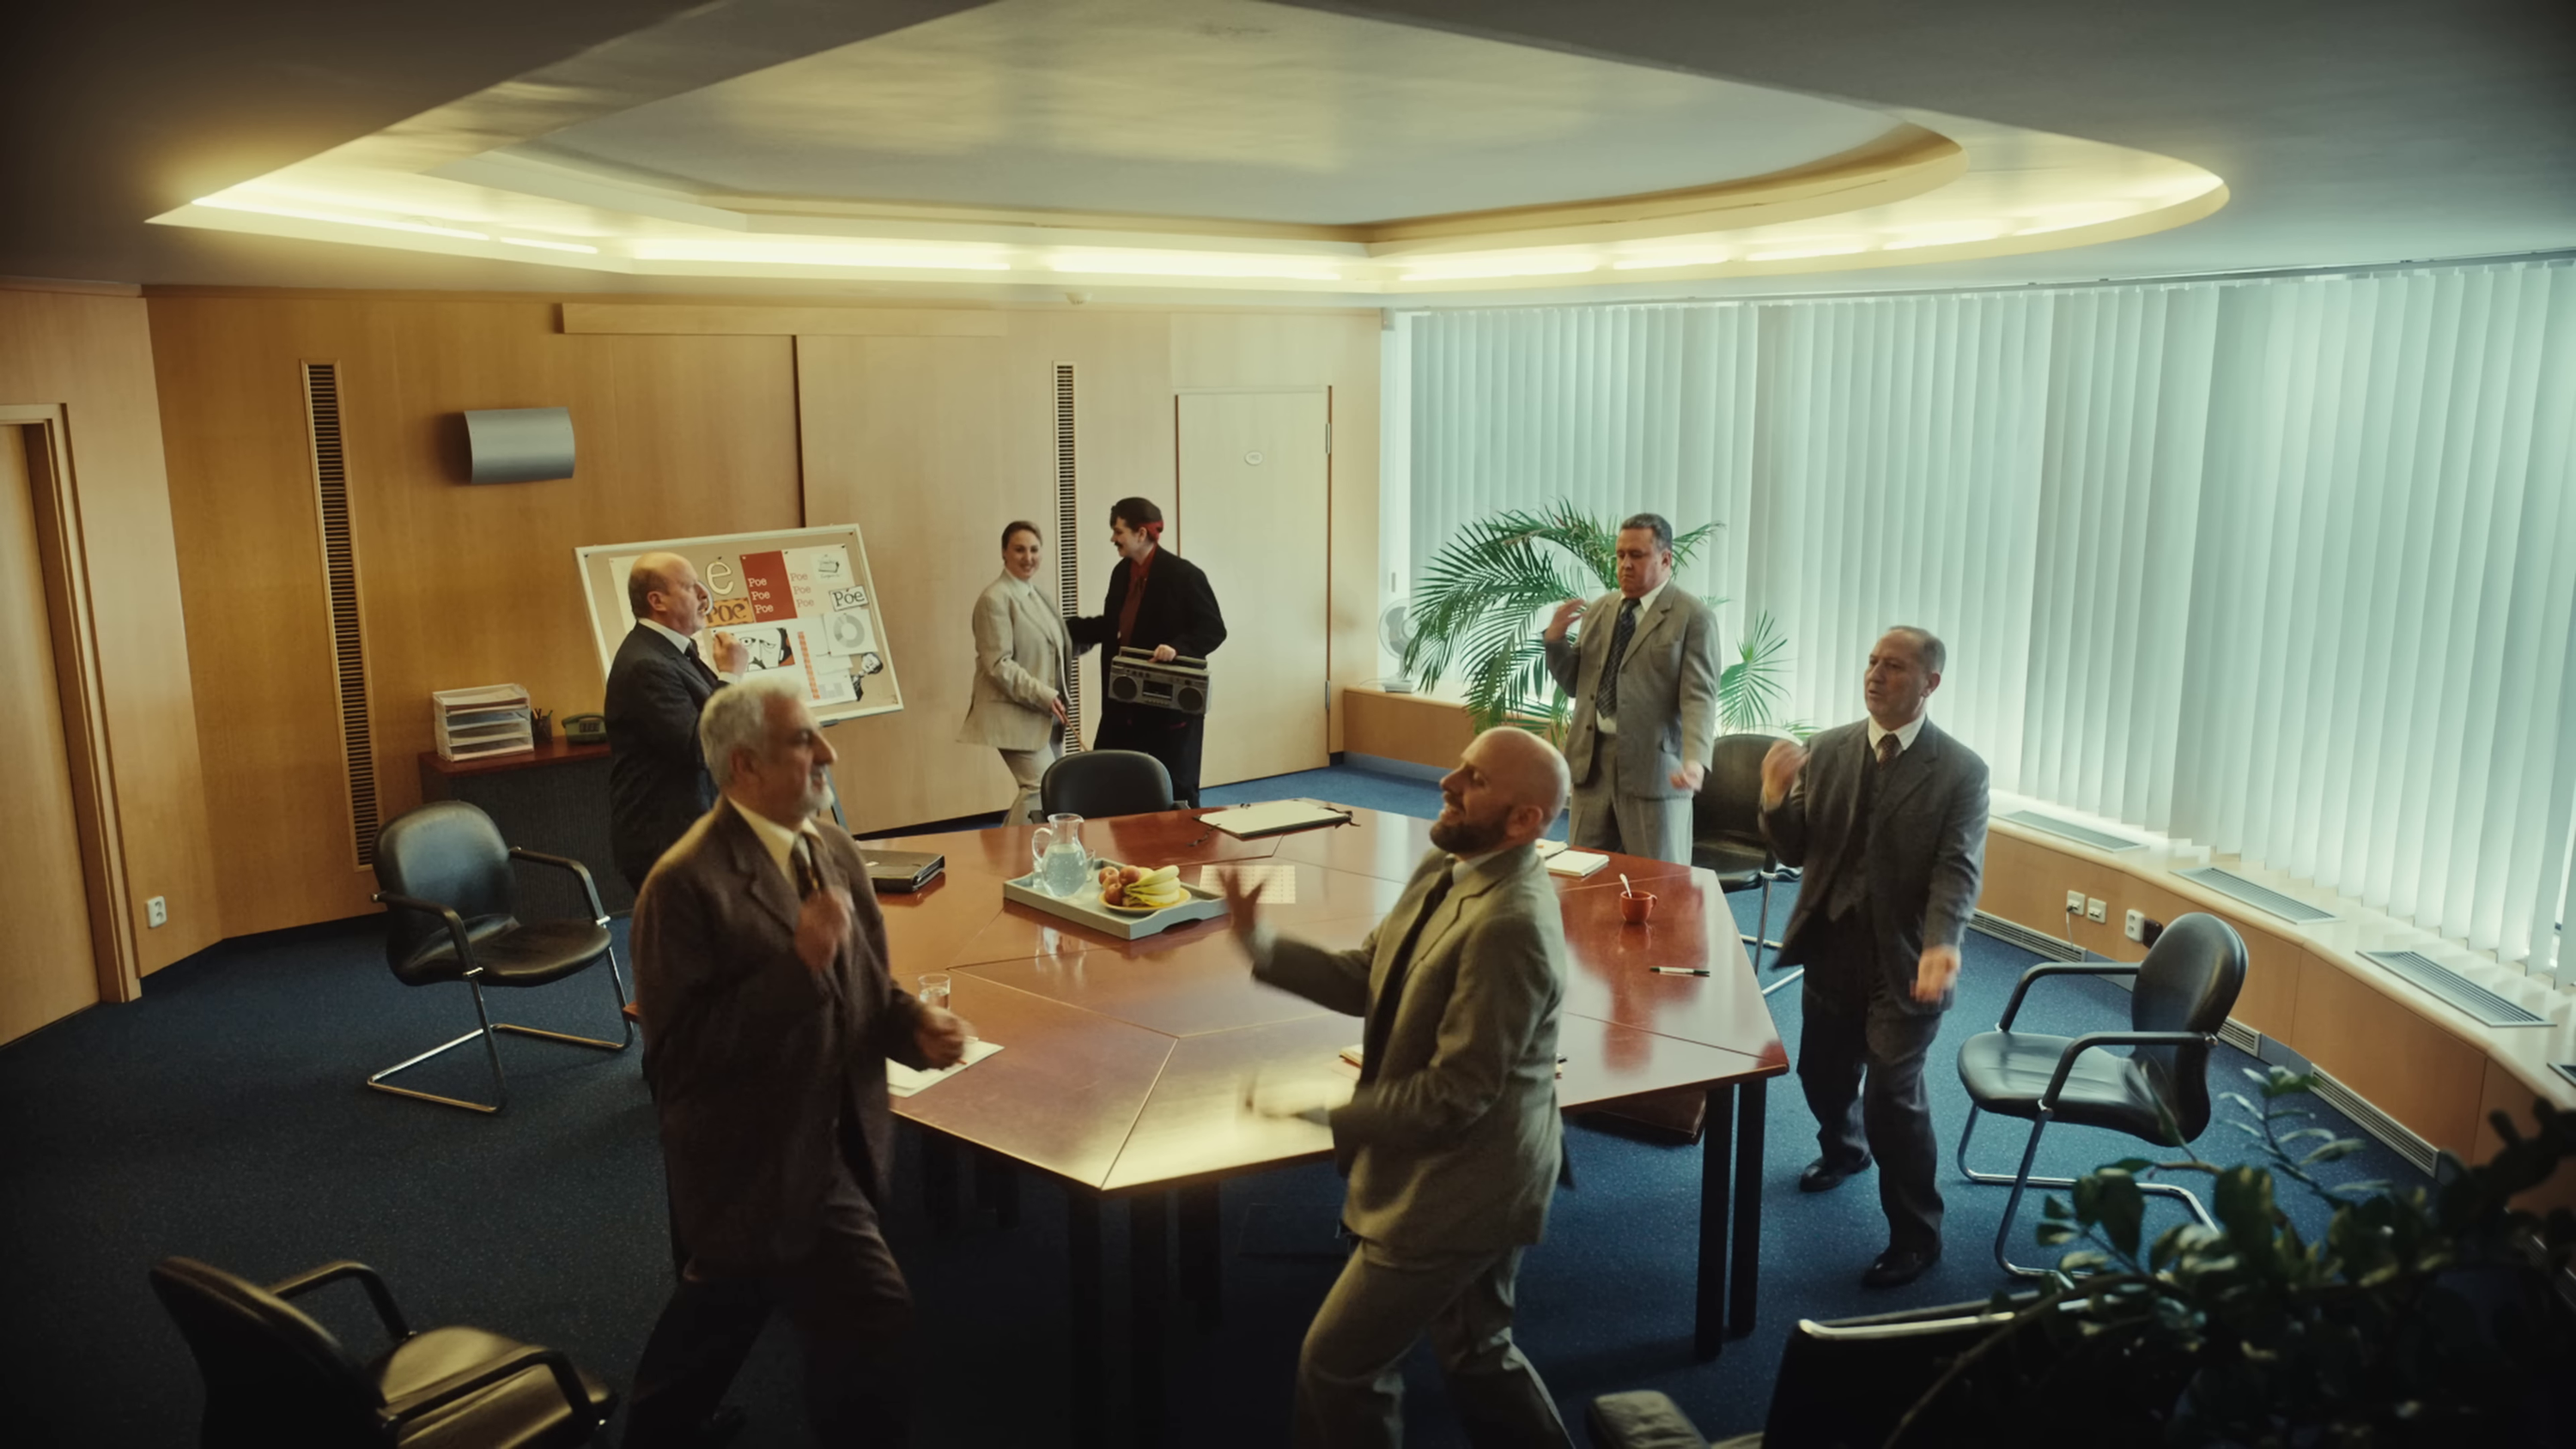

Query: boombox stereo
left=1107, top=647, right=1212, bottom=715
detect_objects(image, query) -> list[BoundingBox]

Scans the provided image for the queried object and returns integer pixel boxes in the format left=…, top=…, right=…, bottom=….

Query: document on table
left=1200, top=800, right=1353, bottom=839
left=886, top=1039, right=1004, bottom=1098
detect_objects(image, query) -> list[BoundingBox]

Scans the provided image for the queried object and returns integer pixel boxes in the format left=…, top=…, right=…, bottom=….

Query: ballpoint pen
left=1649, top=966, right=1713, bottom=977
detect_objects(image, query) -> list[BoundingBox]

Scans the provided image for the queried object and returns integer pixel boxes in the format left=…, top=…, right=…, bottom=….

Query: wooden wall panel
left=0, top=287, right=219, bottom=974
left=149, top=296, right=800, bottom=935
left=2287, top=949, right=2489, bottom=1157
left=1340, top=686, right=1474, bottom=772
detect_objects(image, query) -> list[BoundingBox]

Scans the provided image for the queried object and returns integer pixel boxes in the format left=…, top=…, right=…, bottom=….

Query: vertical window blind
left=1399, top=258, right=2576, bottom=975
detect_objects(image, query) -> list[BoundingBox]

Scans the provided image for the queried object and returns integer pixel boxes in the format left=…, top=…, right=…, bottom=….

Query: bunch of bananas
left=1098, top=864, right=1186, bottom=909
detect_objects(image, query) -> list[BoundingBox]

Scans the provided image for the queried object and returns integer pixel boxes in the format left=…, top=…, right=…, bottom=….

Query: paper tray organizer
left=999, top=860, right=1229, bottom=940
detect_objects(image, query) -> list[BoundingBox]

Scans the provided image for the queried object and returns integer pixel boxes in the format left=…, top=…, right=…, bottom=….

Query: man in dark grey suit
left=623, top=674, right=969, bottom=1447
left=1542, top=512, right=1720, bottom=864
left=1760, top=627, right=1988, bottom=1288
left=1222, top=727, right=1577, bottom=1449
left=607, top=551, right=746, bottom=891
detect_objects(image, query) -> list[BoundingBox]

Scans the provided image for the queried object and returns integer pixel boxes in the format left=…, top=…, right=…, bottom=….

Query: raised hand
left=794, top=885, right=854, bottom=975
left=1543, top=597, right=1587, bottom=641
left=708, top=628, right=749, bottom=676
left=1217, top=865, right=1270, bottom=953
left=1760, top=739, right=1808, bottom=806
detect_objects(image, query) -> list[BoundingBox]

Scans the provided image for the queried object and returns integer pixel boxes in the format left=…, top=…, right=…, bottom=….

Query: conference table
left=859, top=803, right=1788, bottom=1446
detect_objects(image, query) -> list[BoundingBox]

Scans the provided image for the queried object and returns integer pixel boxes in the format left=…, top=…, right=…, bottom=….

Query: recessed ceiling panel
left=507, top=0, right=1906, bottom=223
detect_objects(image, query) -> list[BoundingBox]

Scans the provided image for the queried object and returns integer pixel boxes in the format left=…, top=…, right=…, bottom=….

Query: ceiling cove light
left=633, top=240, right=1011, bottom=270
left=1747, top=241, right=1869, bottom=262
left=500, top=237, right=599, bottom=254
left=1044, top=252, right=1342, bottom=281
left=1611, top=252, right=1731, bottom=270
left=1400, top=257, right=1599, bottom=282
left=1881, top=226, right=2008, bottom=251
left=192, top=196, right=489, bottom=239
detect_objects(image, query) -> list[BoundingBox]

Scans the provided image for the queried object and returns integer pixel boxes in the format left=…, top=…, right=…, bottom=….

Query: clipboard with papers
left=1199, top=800, right=1355, bottom=840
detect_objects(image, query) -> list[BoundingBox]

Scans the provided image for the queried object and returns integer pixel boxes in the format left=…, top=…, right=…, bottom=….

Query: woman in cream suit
left=957, top=520, right=1073, bottom=822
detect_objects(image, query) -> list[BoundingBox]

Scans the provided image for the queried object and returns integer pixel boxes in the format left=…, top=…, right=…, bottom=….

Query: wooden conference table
left=860, top=803, right=1789, bottom=1445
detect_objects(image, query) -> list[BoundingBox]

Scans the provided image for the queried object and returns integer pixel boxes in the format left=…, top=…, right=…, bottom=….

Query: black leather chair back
left=373, top=802, right=517, bottom=974
left=2128, top=912, right=2248, bottom=1140
left=1042, top=750, right=1175, bottom=819
left=1765, top=1297, right=2060, bottom=1446
left=149, top=1257, right=381, bottom=1445
left=1692, top=732, right=1775, bottom=847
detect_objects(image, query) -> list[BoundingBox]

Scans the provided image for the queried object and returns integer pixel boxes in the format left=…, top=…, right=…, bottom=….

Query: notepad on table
left=1544, top=850, right=1610, bottom=879
left=1200, top=800, right=1354, bottom=839
left=886, top=1039, right=1004, bottom=1098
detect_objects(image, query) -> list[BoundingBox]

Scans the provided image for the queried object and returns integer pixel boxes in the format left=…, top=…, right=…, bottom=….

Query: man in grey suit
left=1760, top=627, right=1989, bottom=1288
left=1221, top=726, right=1576, bottom=1449
left=624, top=673, right=969, bottom=1447
left=1542, top=512, right=1721, bottom=864
left=956, top=520, right=1073, bottom=822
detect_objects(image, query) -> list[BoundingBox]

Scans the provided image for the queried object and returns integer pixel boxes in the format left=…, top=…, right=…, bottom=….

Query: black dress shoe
left=1798, top=1155, right=1871, bottom=1192
left=1862, top=1245, right=1941, bottom=1288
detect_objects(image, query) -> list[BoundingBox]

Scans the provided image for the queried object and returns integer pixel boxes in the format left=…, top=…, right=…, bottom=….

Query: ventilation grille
left=2311, top=1067, right=2441, bottom=1176
left=1052, top=362, right=1084, bottom=753
left=2174, top=866, right=2335, bottom=924
left=1971, top=911, right=2081, bottom=961
left=304, top=362, right=378, bottom=866
left=2360, top=949, right=2551, bottom=1028
left=2002, top=809, right=2145, bottom=852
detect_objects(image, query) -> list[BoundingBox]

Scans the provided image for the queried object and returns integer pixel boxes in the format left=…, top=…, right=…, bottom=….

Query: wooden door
left=1176, top=390, right=1330, bottom=789
left=0, top=425, right=102, bottom=1043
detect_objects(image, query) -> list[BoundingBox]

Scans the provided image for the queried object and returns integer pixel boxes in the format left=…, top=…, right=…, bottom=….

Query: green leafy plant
left=1400, top=501, right=1795, bottom=737
left=1897, top=1070, right=2576, bottom=1447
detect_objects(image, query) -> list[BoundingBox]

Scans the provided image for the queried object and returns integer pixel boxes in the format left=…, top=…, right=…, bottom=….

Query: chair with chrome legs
left=1954, top=911, right=2247, bottom=1277
left=1692, top=732, right=1795, bottom=993
left=368, top=801, right=633, bottom=1113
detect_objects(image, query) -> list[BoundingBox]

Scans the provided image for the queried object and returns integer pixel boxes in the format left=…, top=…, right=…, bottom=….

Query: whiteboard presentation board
left=575, top=525, right=902, bottom=725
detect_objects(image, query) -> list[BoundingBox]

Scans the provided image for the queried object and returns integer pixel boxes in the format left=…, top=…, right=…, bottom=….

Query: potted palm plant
left=1397, top=501, right=1795, bottom=737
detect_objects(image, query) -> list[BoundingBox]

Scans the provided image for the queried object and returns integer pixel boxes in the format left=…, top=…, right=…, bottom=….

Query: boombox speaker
left=1107, top=647, right=1212, bottom=715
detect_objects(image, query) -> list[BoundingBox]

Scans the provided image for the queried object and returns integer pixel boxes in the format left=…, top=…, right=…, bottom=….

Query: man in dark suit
left=1760, top=627, right=1989, bottom=1288
left=1541, top=512, right=1721, bottom=864
left=1220, top=726, right=1577, bottom=1449
left=623, top=674, right=969, bottom=1447
left=1068, top=496, right=1226, bottom=807
left=607, top=551, right=747, bottom=891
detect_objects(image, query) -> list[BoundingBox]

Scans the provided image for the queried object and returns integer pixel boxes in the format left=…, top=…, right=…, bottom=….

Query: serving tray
left=999, top=858, right=1229, bottom=940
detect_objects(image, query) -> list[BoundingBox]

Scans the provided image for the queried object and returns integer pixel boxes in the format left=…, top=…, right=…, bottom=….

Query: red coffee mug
left=1619, top=890, right=1656, bottom=925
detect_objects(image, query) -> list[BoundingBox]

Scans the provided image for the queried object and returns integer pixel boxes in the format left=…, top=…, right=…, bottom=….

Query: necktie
left=1115, top=558, right=1149, bottom=648
left=1594, top=598, right=1640, bottom=718
left=1358, top=866, right=1458, bottom=1087
left=683, top=639, right=717, bottom=686
left=791, top=834, right=819, bottom=900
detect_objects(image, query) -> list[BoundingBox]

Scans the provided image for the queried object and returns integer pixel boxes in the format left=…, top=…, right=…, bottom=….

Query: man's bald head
left=628, top=551, right=708, bottom=634
left=1431, top=727, right=1572, bottom=856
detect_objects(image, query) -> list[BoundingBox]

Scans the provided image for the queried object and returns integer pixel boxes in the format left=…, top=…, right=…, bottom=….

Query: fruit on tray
left=1097, top=863, right=1187, bottom=910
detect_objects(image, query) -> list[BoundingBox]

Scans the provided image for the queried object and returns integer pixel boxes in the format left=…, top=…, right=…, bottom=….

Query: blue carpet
left=0, top=763, right=2425, bottom=1446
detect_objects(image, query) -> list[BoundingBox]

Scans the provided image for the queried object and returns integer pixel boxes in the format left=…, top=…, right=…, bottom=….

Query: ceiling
left=7, top=0, right=2571, bottom=305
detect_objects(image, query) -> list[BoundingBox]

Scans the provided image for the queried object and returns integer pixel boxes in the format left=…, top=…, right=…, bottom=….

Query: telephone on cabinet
left=562, top=712, right=608, bottom=745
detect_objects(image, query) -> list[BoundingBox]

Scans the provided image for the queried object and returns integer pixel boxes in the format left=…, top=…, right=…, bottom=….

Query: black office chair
left=149, top=1255, right=616, bottom=1447
left=1692, top=732, right=1791, bottom=989
left=1955, top=912, right=2248, bottom=1277
left=1591, top=1293, right=2071, bottom=1448
left=368, top=801, right=631, bottom=1113
left=1040, top=749, right=1175, bottom=819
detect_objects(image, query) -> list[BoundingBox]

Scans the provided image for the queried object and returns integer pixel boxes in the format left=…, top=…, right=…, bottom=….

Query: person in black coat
left=607, top=551, right=746, bottom=891
left=1068, top=497, right=1226, bottom=806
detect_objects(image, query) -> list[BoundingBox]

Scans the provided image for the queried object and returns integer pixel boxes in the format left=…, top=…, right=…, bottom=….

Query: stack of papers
left=432, top=683, right=532, bottom=761
left=886, top=1039, right=1004, bottom=1098
left=1545, top=850, right=1610, bottom=879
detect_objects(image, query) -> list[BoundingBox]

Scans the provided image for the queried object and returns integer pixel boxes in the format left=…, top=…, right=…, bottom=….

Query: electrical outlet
left=147, top=896, right=167, bottom=928
left=2086, top=897, right=2107, bottom=924
left=2124, top=908, right=2145, bottom=943
left=2066, top=889, right=2086, bottom=913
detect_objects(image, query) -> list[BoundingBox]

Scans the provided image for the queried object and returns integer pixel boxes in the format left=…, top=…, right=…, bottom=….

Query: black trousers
left=1794, top=909, right=1947, bottom=1254
left=1094, top=702, right=1206, bottom=807
left=625, top=1168, right=914, bottom=1447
